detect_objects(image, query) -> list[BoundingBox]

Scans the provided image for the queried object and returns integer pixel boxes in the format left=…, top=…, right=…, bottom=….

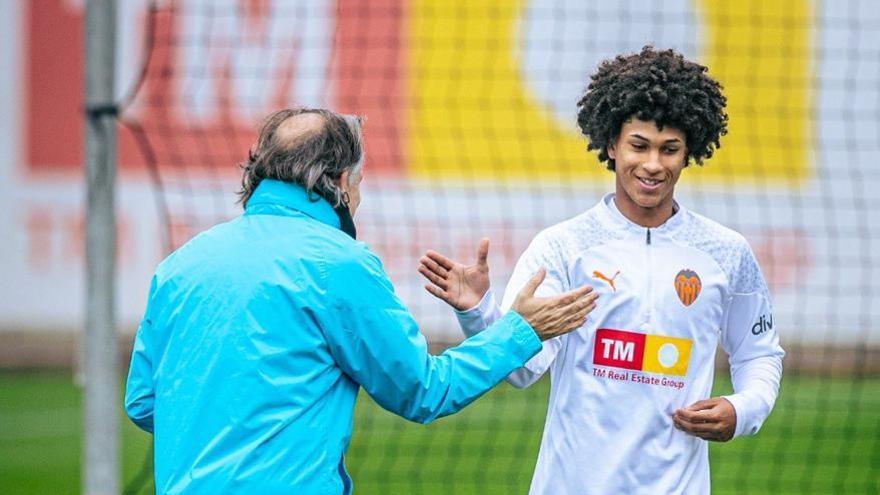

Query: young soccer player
left=419, top=46, right=784, bottom=494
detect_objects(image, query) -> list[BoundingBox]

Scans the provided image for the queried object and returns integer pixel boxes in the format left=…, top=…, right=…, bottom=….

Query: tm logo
left=751, top=314, right=774, bottom=335
left=599, top=338, right=635, bottom=362
left=592, top=329, right=693, bottom=377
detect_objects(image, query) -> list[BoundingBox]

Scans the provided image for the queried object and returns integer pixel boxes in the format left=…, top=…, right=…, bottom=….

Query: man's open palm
left=419, top=238, right=491, bottom=311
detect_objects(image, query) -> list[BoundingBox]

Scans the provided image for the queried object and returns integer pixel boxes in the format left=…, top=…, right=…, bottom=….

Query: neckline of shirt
left=599, top=192, right=686, bottom=237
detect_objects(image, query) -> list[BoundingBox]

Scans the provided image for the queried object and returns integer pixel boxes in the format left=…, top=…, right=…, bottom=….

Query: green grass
left=1, top=372, right=878, bottom=494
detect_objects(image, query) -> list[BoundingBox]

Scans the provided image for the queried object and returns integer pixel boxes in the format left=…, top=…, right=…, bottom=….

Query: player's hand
left=419, top=238, right=491, bottom=311
left=673, top=397, right=737, bottom=442
left=511, top=268, right=597, bottom=341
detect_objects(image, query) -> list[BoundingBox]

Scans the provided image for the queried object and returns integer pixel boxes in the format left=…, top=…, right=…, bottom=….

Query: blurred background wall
left=1, top=0, right=878, bottom=363
left=1, top=2, right=878, bottom=492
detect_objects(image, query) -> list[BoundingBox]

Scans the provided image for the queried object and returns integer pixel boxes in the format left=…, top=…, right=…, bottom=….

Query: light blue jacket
left=124, top=179, right=542, bottom=494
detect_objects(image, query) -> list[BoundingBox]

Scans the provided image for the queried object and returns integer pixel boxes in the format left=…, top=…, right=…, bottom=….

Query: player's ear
left=607, top=143, right=616, bottom=160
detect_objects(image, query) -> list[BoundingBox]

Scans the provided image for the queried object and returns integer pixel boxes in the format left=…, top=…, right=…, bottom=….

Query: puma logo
left=593, top=270, right=620, bottom=292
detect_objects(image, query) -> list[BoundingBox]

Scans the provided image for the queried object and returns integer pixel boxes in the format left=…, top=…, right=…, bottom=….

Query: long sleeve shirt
left=124, top=179, right=542, bottom=495
left=454, top=193, right=784, bottom=495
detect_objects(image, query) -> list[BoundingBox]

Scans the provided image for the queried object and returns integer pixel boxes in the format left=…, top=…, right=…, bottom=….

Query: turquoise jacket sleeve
left=319, top=246, right=542, bottom=424
left=124, top=276, right=157, bottom=433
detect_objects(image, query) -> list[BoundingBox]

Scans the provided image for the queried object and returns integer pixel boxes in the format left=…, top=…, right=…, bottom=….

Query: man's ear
left=338, top=169, right=350, bottom=191
left=607, top=142, right=616, bottom=160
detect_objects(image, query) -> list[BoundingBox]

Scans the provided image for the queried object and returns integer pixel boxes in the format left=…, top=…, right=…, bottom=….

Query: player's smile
left=608, top=118, right=687, bottom=227
left=635, top=175, right=663, bottom=190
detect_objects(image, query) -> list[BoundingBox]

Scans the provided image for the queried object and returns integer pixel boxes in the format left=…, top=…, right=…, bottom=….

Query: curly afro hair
left=576, top=46, right=728, bottom=170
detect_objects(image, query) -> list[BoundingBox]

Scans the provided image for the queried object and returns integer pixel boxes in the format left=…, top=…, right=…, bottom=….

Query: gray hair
left=237, top=108, right=365, bottom=207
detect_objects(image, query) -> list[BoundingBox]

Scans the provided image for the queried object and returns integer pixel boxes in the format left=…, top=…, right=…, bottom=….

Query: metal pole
left=84, top=0, right=118, bottom=493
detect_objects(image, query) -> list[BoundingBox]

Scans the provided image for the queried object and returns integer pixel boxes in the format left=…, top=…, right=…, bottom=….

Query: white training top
left=456, top=194, right=784, bottom=495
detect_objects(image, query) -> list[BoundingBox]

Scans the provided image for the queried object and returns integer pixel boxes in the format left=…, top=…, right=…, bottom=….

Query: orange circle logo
left=674, top=269, right=702, bottom=307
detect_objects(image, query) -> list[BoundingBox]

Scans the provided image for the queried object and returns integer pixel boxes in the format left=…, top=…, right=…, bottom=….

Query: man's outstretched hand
left=419, top=238, right=491, bottom=311
left=419, top=239, right=597, bottom=341
left=509, top=269, right=597, bottom=341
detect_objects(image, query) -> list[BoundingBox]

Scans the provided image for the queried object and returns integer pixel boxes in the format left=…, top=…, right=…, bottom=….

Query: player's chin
left=632, top=192, right=666, bottom=210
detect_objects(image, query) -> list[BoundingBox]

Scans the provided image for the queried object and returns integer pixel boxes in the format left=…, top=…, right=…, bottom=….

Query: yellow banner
left=408, top=0, right=811, bottom=185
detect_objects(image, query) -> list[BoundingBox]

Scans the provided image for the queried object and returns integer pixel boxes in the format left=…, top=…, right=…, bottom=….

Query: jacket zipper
left=645, top=228, right=653, bottom=326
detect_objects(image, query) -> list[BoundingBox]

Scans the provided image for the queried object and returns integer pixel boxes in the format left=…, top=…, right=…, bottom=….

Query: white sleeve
left=455, top=289, right=503, bottom=337
left=720, top=244, right=785, bottom=438
left=455, top=231, right=569, bottom=389
left=455, top=289, right=563, bottom=389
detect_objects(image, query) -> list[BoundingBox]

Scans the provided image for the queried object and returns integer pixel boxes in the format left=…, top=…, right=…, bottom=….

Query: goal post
left=83, top=0, right=119, bottom=493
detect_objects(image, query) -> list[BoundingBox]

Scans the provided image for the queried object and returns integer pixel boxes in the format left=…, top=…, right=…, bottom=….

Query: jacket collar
left=597, top=192, right=685, bottom=236
left=244, top=179, right=341, bottom=229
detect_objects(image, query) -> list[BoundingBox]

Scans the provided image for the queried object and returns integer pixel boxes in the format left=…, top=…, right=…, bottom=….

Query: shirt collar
left=244, top=179, right=341, bottom=229
left=598, top=192, right=685, bottom=235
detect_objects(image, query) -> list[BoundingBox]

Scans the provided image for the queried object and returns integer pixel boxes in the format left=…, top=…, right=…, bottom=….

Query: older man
left=124, top=107, right=597, bottom=494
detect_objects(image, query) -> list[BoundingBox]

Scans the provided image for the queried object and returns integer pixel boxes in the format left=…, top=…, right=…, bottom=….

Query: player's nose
left=641, top=153, right=663, bottom=174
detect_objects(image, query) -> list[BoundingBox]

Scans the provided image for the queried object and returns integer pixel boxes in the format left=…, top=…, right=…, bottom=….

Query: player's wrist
left=455, top=293, right=484, bottom=311
left=454, top=289, right=493, bottom=314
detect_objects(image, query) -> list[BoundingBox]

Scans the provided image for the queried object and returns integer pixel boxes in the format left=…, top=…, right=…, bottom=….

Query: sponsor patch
left=593, top=328, right=692, bottom=377
left=752, top=314, right=773, bottom=335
